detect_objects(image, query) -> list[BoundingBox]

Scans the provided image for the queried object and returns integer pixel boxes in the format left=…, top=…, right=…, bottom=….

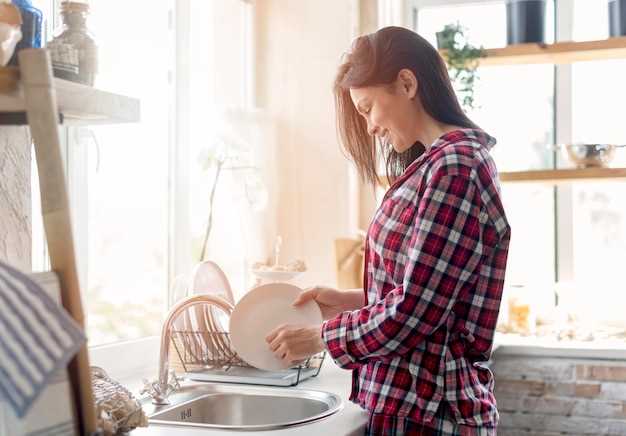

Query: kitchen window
left=375, top=1, right=556, bottom=286
left=409, top=0, right=626, bottom=346
left=565, top=0, right=626, bottom=331
left=31, top=0, right=175, bottom=377
left=84, top=0, right=173, bottom=346
left=414, top=0, right=556, bottom=289
left=183, top=0, right=260, bottom=301
left=30, top=0, right=256, bottom=377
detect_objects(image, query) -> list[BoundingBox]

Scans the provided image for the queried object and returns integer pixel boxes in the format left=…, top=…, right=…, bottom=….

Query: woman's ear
left=397, top=69, right=418, bottom=100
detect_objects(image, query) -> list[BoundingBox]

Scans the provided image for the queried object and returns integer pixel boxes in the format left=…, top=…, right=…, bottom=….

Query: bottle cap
left=61, top=1, right=90, bottom=13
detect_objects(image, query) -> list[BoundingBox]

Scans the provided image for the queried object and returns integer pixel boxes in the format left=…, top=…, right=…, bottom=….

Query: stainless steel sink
left=145, top=383, right=343, bottom=430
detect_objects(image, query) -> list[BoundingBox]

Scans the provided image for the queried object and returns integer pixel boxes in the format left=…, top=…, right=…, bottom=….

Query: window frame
left=66, top=0, right=176, bottom=377
left=553, top=1, right=575, bottom=284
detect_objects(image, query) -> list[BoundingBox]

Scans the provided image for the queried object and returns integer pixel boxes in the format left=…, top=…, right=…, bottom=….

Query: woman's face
left=349, top=73, right=419, bottom=153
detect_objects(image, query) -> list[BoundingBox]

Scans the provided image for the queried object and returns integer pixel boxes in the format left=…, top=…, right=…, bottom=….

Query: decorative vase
left=8, top=0, right=42, bottom=65
left=609, top=0, right=626, bottom=37
left=506, top=0, right=546, bottom=45
left=47, top=1, right=97, bottom=86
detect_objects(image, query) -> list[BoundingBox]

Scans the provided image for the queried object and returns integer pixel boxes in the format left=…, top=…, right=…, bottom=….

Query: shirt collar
left=388, top=128, right=496, bottom=190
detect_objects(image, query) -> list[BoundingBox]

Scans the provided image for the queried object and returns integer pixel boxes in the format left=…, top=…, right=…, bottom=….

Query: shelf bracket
left=0, top=111, right=64, bottom=125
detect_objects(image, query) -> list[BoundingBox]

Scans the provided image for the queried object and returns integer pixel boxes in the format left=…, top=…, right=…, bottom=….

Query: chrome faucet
left=145, top=294, right=230, bottom=405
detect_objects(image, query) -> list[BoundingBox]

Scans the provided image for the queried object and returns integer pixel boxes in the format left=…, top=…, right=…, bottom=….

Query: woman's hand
left=293, top=286, right=365, bottom=320
left=265, top=324, right=325, bottom=367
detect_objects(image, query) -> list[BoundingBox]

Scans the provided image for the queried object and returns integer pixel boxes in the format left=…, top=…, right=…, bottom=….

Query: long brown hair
left=334, top=26, right=478, bottom=186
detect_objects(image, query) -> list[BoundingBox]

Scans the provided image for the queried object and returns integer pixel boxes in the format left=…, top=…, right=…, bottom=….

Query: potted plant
left=436, top=22, right=485, bottom=111
left=506, top=0, right=546, bottom=45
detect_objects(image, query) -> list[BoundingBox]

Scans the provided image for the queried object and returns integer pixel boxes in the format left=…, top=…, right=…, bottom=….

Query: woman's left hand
left=265, top=324, right=325, bottom=367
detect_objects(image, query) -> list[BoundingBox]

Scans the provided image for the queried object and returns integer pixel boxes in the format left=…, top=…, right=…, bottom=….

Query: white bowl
left=563, top=143, right=618, bottom=168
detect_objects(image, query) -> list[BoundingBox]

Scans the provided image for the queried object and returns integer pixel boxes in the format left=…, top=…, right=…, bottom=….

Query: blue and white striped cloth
left=0, top=261, right=85, bottom=418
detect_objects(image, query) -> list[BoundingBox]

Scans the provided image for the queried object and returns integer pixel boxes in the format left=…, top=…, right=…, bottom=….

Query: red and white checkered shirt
left=322, top=129, right=511, bottom=428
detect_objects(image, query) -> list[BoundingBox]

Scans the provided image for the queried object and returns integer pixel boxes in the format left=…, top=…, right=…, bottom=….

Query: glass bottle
left=8, top=0, right=42, bottom=65
left=47, top=1, right=97, bottom=86
left=507, top=284, right=536, bottom=335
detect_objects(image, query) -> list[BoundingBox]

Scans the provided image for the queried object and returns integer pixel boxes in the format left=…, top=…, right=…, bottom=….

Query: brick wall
left=493, top=352, right=626, bottom=435
left=0, top=127, right=31, bottom=270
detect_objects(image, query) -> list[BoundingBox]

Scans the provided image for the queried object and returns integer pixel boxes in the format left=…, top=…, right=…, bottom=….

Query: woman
left=266, top=26, right=510, bottom=435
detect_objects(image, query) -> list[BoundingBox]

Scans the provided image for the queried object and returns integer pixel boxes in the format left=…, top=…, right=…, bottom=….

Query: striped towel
left=0, top=261, right=85, bottom=418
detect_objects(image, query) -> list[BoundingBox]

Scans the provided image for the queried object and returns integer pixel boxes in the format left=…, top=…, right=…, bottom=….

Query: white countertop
left=131, top=361, right=368, bottom=436
left=493, top=332, right=626, bottom=359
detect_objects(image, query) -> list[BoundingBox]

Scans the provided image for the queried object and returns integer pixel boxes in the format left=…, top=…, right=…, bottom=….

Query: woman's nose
left=367, top=122, right=379, bottom=137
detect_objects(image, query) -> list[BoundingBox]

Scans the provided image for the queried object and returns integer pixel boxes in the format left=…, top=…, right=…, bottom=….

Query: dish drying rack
left=169, top=329, right=326, bottom=387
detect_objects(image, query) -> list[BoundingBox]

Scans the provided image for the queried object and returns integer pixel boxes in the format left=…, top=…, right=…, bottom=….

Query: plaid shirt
left=322, top=129, right=510, bottom=428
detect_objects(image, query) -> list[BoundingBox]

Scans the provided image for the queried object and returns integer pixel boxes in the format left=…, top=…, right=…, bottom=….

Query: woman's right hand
left=293, top=286, right=364, bottom=320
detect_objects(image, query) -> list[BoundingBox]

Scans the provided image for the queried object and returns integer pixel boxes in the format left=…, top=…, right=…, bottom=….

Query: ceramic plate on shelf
left=229, top=282, right=322, bottom=371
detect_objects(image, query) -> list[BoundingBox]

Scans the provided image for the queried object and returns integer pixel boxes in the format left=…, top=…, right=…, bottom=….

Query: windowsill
left=493, top=332, right=626, bottom=360
left=89, top=336, right=160, bottom=390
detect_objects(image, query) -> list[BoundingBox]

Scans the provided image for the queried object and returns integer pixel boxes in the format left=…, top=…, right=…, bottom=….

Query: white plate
left=191, top=261, right=234, bottom=304
left=186, top=261, right=234, bottom=352
left=229, top=283, right=322, bottom=371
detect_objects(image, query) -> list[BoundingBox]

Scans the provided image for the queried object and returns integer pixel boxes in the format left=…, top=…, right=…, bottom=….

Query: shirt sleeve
left=321, top=171, right=485, bottom=368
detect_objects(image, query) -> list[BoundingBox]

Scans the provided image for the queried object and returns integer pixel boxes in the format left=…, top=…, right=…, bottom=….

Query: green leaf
left=437, top=22, right=484, bottom=111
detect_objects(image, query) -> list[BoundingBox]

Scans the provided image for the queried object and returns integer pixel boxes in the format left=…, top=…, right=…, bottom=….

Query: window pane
left=573, top=0, right=609, bottom=41
left=471, top=64, right=554, bottom=172
left=416, top=1, right=554, bottom=48
left=417, top=2, right=507, bottom=48
left=572, top=60, right=626, bottom=151
left=187, top=0, right=259, bottom=299
left=418, top=4, right=556, bottom=288
left=84, top=0, right=171, bottom=345
left=569, top=183, right=626, bottom=325
left=417, top=4, right=555, bottom=172
left=569, top=26, right=626, bottom=326
left=500, top=184, right=555, bottom=285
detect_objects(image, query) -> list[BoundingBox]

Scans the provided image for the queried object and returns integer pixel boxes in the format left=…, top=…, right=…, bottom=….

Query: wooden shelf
left=0, top=77, right=140, bottom=125
left=499, top=168, right=626, bottom=184
left=468, top=36, right=626, bottom=67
